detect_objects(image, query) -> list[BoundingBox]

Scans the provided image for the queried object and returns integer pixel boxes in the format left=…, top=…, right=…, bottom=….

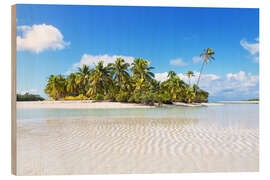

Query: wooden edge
left=11, top=4, right=17, bottom=175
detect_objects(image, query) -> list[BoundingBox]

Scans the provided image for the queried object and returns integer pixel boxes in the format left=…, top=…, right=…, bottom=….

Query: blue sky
left=16, top=4, right=259, bottom=101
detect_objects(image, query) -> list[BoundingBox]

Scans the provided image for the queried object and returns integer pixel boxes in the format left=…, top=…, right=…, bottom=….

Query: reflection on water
left=17, top=104, right=259, bottom=129
left=44, top=117, right=199, bottom=136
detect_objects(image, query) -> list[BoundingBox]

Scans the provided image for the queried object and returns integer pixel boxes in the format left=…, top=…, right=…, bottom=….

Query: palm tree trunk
left=196, top=60, right=205, bottom=90
left=102, top=79, right=106, bottom=94
left=118, top=74, right=121, bottom=90
left=170, top=90, right=175, bottom=104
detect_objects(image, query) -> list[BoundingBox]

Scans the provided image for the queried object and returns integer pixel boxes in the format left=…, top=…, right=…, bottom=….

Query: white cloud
left=66, top=54, right=135, bottom=74
left=227, top=71, right=246, bottom=81
left=155, top=71, right=259, bottom=100
left=177, top=71, right=220, bottom=88
left=226, top=71, right=258, bottom=87
left=197, top=71, right=258, bottom=100
left=169, top=58, right=187, bottom=66
left=240, top=38, right=259, bottom=62
left=74, top=54, right=135, bottom=68
left=192, top=56, right=202, bottom=64
left=155, top=71, right=219, bottom=84
left=17, top=24, right=70, bottom=53
left=155, top=72, right=169, bottom=82
left=240, top=38, right=259, bottom=55
left=17, top=89, right=38, bottom=95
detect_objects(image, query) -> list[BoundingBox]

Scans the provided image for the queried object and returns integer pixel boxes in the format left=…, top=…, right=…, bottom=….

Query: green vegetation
left=45, top=54, right=213, bottom=105
left=186, top=70, right=194, bottom=86
left=17, top=93, right=45, bottom=101
left=247, top=98, right=259, bottom=101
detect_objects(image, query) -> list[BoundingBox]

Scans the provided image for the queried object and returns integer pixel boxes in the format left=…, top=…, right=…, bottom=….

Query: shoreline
left=17, top=101, right=154, bottom=109
left=16, top=101, right=224, bottom=109
left=218, top=101, right=259, bottom=104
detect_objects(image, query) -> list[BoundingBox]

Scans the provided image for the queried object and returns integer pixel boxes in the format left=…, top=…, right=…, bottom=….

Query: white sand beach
left=17, top=101, right=223, bottom=109
left=17, top=101, right=155, bottom=109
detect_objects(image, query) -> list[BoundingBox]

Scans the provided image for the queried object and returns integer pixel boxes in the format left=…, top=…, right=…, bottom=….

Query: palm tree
left=162, top=72, right=184, bottom=103
left=183, top=86, right=196, bottom=104
left=149, top=79, right=161, bottom=92
left=168, top=70, right=176, bottom=80
left=88, top=61, right=112, bottom=96
left=186, top=70, right=194, bottom=86
left=76, top=64, right=91, bottom=95
left=192, top=84, right=200, bottom=93
left=44, top=75, right=66, bottom=99
left=66, top=73, right=78, bottom=96
left=111, top=57, right=130, bottom=90
left=131, top=58, right=155, bottom=93
left=78, top=64, right=91, bottom=77
left=196, top=48, right=215, bottom=87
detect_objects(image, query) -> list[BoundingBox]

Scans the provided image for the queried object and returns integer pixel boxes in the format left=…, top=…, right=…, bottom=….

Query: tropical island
left=17, top=93, right=45, bottom=101
left=42, top=49, right=215, bottom=106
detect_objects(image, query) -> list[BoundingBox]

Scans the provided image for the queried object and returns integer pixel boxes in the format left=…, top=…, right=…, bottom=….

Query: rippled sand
left=17, top=116, right=259, bottom=175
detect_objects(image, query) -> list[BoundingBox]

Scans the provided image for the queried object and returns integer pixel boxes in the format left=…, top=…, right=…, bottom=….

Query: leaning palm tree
left=186, top=70, right=194, bottom=86
left=196, top=48, right=215, bottom=87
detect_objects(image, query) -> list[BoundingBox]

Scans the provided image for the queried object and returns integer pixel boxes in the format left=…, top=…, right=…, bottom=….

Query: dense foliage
left=44, top=58, right=209, bottom=104
left=17, top=93, right=45, bottom=101
left=247, top=98, right=259, bottom=101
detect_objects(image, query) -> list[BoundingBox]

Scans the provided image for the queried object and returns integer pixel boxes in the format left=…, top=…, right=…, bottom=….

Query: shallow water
left=17, top=104, right=259, bottom=128
left=16, top=104, right=259, bottom=175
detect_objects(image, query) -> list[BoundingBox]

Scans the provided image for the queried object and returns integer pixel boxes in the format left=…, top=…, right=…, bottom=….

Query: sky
left=16, top=4, right=259, bottom=101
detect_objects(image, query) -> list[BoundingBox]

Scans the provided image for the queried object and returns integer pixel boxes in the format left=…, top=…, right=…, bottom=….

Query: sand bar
left=17, top=101, right=155, bottom=109
left=17, top=101, right=224, bottom=109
